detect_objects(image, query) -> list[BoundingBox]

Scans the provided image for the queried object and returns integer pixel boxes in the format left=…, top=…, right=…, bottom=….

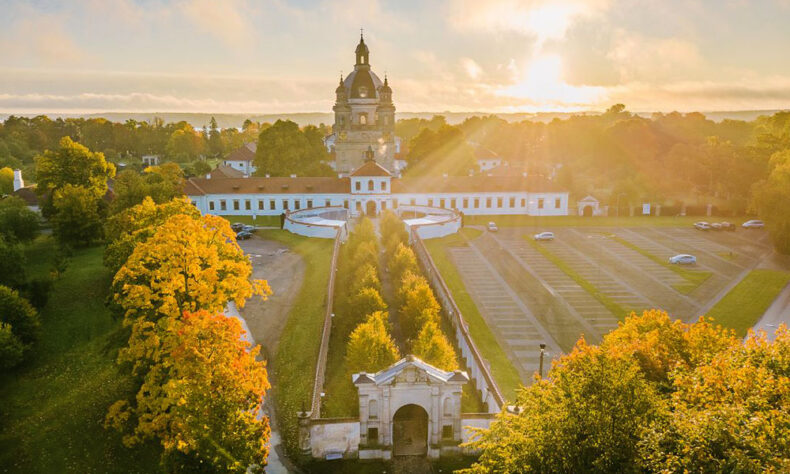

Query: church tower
left=331, top=33, right=396, bottom=175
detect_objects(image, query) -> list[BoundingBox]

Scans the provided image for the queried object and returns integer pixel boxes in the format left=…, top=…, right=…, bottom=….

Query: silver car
left=669, top=254, right=696, bottom=265
left=534, top=232, right=555, bottom=241
left=742, top=219, right=765, bottom=229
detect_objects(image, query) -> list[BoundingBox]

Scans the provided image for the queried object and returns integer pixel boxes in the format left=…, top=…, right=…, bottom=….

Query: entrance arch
left=365, top=200, right=377, bottom=216
left=392, top=404, right=428, bottom=456
left=582, top=205, right=593, bottom=217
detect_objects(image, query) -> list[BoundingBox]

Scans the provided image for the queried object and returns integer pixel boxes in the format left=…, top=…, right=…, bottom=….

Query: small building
left=223, top=143, right=257, bottom=176
left=577, top=195, right=604, bottom=216
left=142, top=154, right=160, bottom=167
left=475, top=147, right=502, bottom=172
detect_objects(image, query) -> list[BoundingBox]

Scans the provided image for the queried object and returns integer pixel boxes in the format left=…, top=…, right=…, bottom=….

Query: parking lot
left=444, top=224, right=776, bottom=382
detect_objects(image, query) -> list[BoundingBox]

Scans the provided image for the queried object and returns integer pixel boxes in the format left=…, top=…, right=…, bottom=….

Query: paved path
left=752, top=283, right=790, bottom=340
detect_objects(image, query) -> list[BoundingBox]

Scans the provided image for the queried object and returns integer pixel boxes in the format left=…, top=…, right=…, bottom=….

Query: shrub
left=346, top=311, right=400, bottom=374
left=0, top=285, right=40, bottom=350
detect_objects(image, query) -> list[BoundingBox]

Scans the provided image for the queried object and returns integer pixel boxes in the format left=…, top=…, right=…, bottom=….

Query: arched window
left=369, top=399, right=378, bottom=419
left=359, top=113, right=368, bottom=125
left=443, top=398, right=454, bottom=417
left=368, top=180, right=374, bottom=191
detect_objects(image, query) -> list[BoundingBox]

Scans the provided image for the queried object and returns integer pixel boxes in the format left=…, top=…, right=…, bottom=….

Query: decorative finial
left=384, top=72, right=388, bottom=85
left=360, top=27, right=364, bottom=40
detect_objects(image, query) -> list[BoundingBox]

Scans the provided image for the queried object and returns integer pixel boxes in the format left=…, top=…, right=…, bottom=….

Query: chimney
left=13, top=169, right=24, bottom=192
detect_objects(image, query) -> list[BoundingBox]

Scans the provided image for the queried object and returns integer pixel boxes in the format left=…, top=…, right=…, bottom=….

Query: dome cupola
left=355, top=31, right=369, bottom=66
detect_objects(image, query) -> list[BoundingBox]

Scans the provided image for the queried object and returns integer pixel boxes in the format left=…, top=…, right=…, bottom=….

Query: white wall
left=350, top=176, right=391, bottom=194
left=310, top=421, right=360, bottom=459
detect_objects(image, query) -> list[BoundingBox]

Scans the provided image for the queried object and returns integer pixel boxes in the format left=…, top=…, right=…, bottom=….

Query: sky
left=2, top=0, right=790, bottom=114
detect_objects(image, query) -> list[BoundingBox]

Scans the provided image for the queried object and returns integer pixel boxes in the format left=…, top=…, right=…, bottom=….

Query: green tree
left=389, top=243, right=419, bottom=285
left=349, top=287, right=387, bottom=321
left=207, top=116, right=224, bottom=157
left=751, top=149, right=790, bottom=254
left=0, top=235, right=26, bottom=288
left=254, top=120, right=329, bottom=177
left=412, top=320, right=457, bottom=371
left=110, top=163, right=185, bottom=213
left=406, top=124, right=477, bottom=176
left=51, top=184, right=104, bottom=247
left=34, top=136, right=115, bottom=216
left=380, top=210, right=408, bottom=258
left=346, top=311, right=400, bottom=373
left=399, top=279, right=441, bottom=339
left=0, top=322, right=25, bottom=370
left=0, top=285, right=40, bottom=352
left=0, top=196, right=39, bottom=242
left=165, top=125, right=205, bottom=162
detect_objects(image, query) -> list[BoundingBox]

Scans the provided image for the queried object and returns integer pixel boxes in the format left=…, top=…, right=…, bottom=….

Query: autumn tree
left=346, top=311, right=400, bottom=373
left=104, top=196, right=200, bottom=273
left=348, top=287, right=387, bottom=321
left=412, top=320, right=457, bottom=371
left=0, top=285, right=39, bottom=367
left=111, top=162, right=185, bottom=213
left=379, top=210, right=409, bottom=258
left=389, top=242, right=419, bottom=283
left=51, top=184, right=105, bottom=247
left=106, top=310, right=271, bottom=472
left=0, top=167, right=13, bottom=194
left=34, top=136, right=115, bottom=216
left=399, top=278, right=441, bottom=339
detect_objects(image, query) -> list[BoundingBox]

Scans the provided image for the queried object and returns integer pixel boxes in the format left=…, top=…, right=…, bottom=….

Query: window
left=209, top=201, right=215, bottom=211
left=359, top=113, right=368, bottom=124
left=233, top=200, right=240, bottom=211
left=509, top=197, right=515, bottom=208
left=294, top=200, right=301, bottom=210
left=220, top=200, right=227, bottom=211
left=367, top=427, right=379, bottom=444
left=269, top=200, right=276, bottom=210
left=245, top=200, right=251, bottom=210
left=463, top=198, right=468, bottom=208
left=555, top=198, right=561, bottom=209
left=486, top=197, right=492, bottom=208
left=325, top=199, right=330, bottom=207
left=538, top=198, right=544, bottom=209
left=474, top=198, right=479, bottom=209
left=355, top=181, right=361, bottom=191
left=307, top=199, right=313, bottom=209
left=369, top=399, right=378, bottom=419
left=428, top=198, right=434, bottom=207
left=450, top=198, right=456, bottom=209
left=283, top=200, right=289, bottom=210
left=368, top=180, right=374, bottom=191
left=521, top=198, right=526, bottom=207
left=381, top=181, right=387, bottom=191
left=258, top=200, right=264, bottom=210
left=497, top=197, right=503, bottom=208
left=344, top=200, right=349, bottom=209
left=442, top=425, right=453, bottom=440
left=440, top=199, right=446, bottom=208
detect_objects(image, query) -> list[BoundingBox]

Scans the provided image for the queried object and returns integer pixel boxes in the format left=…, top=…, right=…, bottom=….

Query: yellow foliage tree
left=389, top=242, right=419, bottom=283
left=349, top=287, right=387, bottom=322
left=346, top=311, right=400, bottom=374
left=106, top=310, right=271, bottom=471
left=400, top=279, right=441, bottom=339
left=412, top=320, right=458, bottom=371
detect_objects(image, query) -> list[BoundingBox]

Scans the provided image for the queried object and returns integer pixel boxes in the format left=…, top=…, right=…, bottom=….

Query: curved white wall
left=284, top=206, right=349, bottom=240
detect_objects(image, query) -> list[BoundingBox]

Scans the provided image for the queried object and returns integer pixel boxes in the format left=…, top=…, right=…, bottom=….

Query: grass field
left=424, top=230, right=523, bottom=401
left=467, top=214, right=713, bottom=228
left=258, top=230, right=334, bottom=456
left=708, top=269, right=790, bottom=336
left=609, top=234, right=712, bottom=294
left=218, top=214, right=281, bottom=227
left=0, top=239, right=160, bottom=473
left=526, top=237, right=629, bottom=319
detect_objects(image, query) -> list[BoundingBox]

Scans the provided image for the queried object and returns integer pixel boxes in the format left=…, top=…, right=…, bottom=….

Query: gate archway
left=582, top=205, right=593, bottom=217
left=392, top=404, right=428, bottom=456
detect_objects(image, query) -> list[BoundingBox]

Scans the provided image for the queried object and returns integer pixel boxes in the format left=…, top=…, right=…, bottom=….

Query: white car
left=669, top=254, right=697, bottom=265
left=742, top=219, right=765, bottom=229
left=487, top=221, right=498, bottom=232
left=534, top=232, right=555, bottom=241
left=693, top=222, right=711, bottom=231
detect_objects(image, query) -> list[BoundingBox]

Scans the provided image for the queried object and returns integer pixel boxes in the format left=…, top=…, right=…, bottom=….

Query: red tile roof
left=185, top=177, right=349, bottom=196
left=350, top=160, right=392, bottom=177
left=210, top=164, right=244, bottom=178
left=224, top=143, right=256, bottom=162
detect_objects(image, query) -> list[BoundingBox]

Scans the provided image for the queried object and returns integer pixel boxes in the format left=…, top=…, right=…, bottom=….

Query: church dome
left=343, top=68, right=383, bottom=100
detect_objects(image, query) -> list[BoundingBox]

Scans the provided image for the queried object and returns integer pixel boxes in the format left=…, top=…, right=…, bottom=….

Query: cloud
left=461, top=58, right=483, bottom=80
left=449, top=0, right=611, bottom=46
left=180, top=0, right=253, bottom=48
left=0, top=11, right=92, bottom=67
left=606, top=29, right=704, bottom=83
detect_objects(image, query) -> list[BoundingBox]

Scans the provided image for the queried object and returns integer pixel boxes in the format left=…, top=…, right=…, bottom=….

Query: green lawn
left=0, top=241, right=160, bottom=473
left=708, top=270, right=790, bottom=336
left=217, top=214, right=281, bottom=227
left=609, top=235, right=712, bottom=294
left=258, top=230, right=334, bottom=456
left=466, top=215, right=707, bottom=228
left=424, top=234, right=522, bottom=401
left=526, top=238, right=629, bottom=319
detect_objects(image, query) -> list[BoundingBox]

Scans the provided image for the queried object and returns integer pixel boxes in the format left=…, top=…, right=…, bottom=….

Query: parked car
left=242, top=224, right=255, bottom=232
left=693, top=222, right=711, bottom=231
left=534, top=232, right=555, bottom=241
left=669, top=254, right=697, bottom=265
left=487, top=221, right=498, bottom=232
left=235, top=230, right=253, bottom=240
left=231, top=222, right=244, bottom=232
left=719, top=222, right=736, bottom=231
left=710, top=222, right=722, bottom=231
left=742, top=219, right=765, bottom=229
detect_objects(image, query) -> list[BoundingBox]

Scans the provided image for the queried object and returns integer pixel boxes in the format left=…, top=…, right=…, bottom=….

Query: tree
left=0, top=235, right=26, bottom=288
left=751, top=149, right=790, bottom=254
left=113, top=214, right=270, bottom=371
left=0, top=167, right=13, bottom=194
left=0, top=196, right=40, bottom=242
left=389, top=242, right=419, bottom=282
left=35, top=136, right=115, bottom=216
left=0, top=285, right=39, bottom=354
left=51, top=184, right=104, bottom=247
left=406, top=124, right=477, bottom=176
left=104, top=196, right=200, bottom=273
left=379, top=210, right=408, bottom=258
left=348, top=287, right=387, bottom=321
left=207, top=117, right=224, bottom=157
left=165, top=125, right=205, bottom=162
left=254, top=120, right=329, bottom=177
left=350, top=263, right=381, bottom=295
left=111, top=163, right=185, bottom=213
left=106, top=310, right=271, bottom=472
left=412, top=320, right=457, bottom=371
left=346, top=311, right=400, bottom=373
left=399, top=279, right=441, bottom=339
left=350, top=240, right=379, bottom=273
left=0, top=322, right=25, bottom=370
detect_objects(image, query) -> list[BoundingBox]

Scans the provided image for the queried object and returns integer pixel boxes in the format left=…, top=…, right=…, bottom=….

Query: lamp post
left=539, top=343, right=546, bottom=378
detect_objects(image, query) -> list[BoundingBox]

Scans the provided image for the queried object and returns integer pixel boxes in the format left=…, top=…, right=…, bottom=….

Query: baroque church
left=326, top=33, right=398, bottom=175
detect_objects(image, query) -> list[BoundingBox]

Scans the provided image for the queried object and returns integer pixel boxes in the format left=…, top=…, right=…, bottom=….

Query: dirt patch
left=238, top=236, right=306, bottom=360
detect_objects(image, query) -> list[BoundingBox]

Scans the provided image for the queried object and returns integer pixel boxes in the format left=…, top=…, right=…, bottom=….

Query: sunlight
left=497, top=53, right=607, bottom=108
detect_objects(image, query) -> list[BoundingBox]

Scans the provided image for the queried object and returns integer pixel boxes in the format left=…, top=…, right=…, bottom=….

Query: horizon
left=3, top=1, right=790, bottom=114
